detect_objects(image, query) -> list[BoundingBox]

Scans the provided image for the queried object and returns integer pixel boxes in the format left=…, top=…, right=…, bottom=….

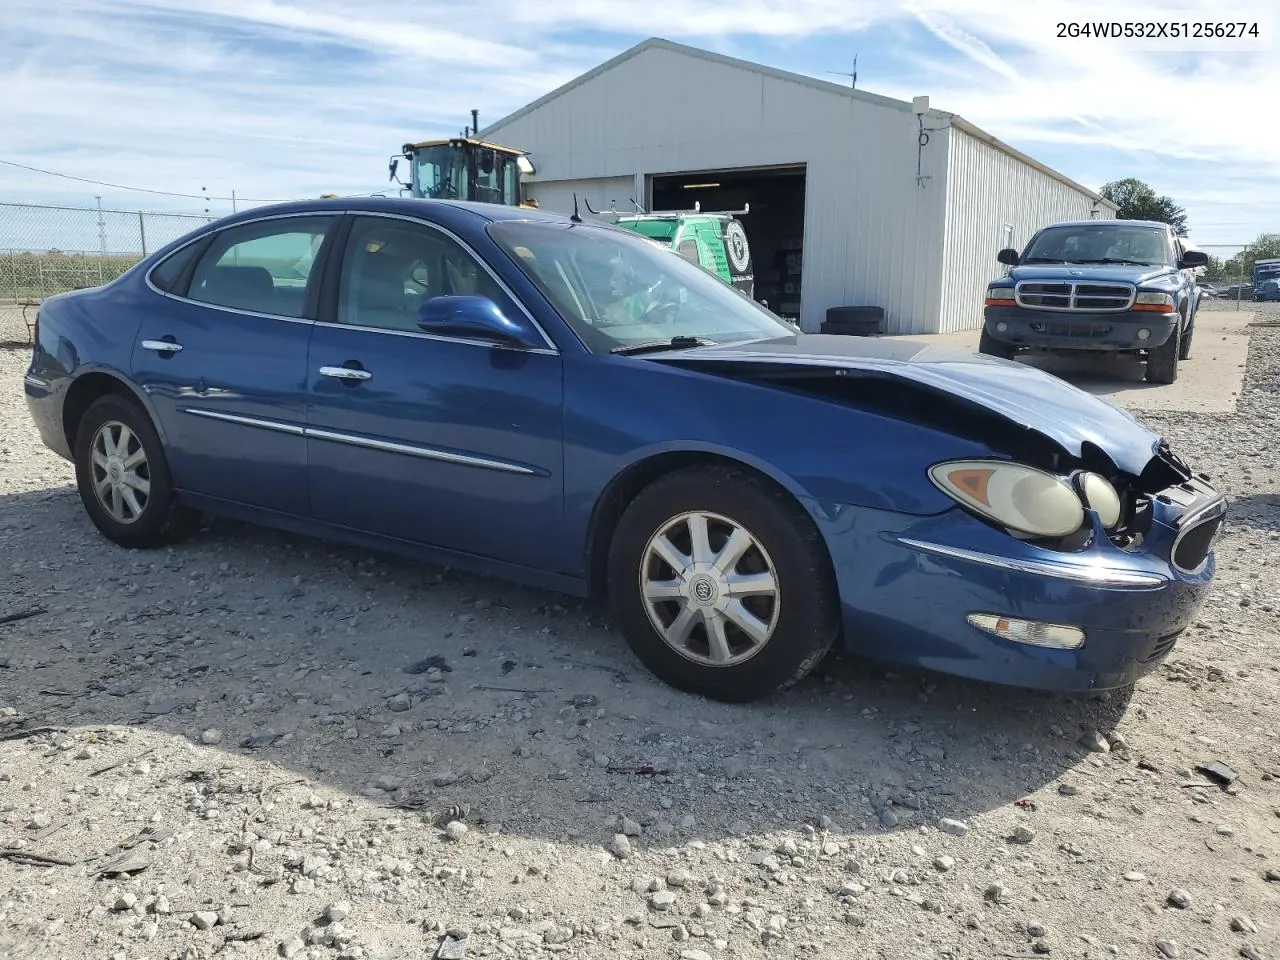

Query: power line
left=0, top=158, right=285, bottom=203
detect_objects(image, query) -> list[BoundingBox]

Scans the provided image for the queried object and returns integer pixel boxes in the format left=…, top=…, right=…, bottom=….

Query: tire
left=73, top=393, right=197, bottom=548
left=1178, top=313, right=1194, bottom=360
left=979, top=328, right=1018, bottom=360
left=606, top=465, right=840, bottom=703
left=1145, top=323, right=1180, bottom=384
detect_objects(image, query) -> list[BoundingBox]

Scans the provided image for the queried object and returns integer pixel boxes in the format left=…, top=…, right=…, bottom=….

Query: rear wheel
left=979, top=328, right=1018, bottom=360
left=73, top=394, right=197, bottom=548
left=606, top=466, right=840, bottom=702
left=1145, top=323, right=1180, bottom=384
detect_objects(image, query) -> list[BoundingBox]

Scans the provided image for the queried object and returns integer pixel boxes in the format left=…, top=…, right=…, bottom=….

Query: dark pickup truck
left=981, top=219, right=1208, bottom=384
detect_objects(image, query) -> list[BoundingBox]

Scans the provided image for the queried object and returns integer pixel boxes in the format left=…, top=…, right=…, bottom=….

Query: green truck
left=585, top=200, right=755, bottom=301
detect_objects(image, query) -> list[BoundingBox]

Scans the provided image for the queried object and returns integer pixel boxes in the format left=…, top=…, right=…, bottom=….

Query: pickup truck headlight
left=929, top=460, right=1084, bottom=538
left=985, top=286, right=1015, bottom=306
left=1134, top=291, right=1176, bottom=313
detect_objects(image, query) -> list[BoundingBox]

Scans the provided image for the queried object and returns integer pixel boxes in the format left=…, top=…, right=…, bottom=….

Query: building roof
left=483, top=37, right=1119, bottom=212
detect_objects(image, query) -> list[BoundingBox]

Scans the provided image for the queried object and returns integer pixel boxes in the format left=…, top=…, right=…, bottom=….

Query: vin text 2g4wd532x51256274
left=980, top=219, right=1208, bottom=385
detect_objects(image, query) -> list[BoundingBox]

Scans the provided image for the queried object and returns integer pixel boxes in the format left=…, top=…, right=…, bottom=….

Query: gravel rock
left=326, top=900, right=351, bottom=923
left=1081, top=729, right=1111, bottom=753
left=933, top=855, right=955, bottom=872
left=1011, top=825, right=1036, bottom=844
left=113, top=893, right=137, bottom=912
left=607, top=834, right=632, bottom=859
left=199, top=728, right=222, bottom=745
left=1167, top=889, right=1191, bottom=909
left=190, top=911, right=219, bottom=930
left=667, top=868, right=691, bottom=888
left=1155, top=939, right=1180, bottom=958
left=445, top=821, right=468, bottom=841
left=279, top=937, right=306, bottom=958
left=1230, top=916, right=1258, bottom=934
left=649, top=890, right=677, bottom=911
left=938, top=818, right=969, bottom=837
left=621, top=815, right=642, bottom=836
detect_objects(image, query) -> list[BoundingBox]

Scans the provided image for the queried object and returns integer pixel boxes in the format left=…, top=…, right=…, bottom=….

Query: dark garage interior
left=651, top=165, right=806, bottom=321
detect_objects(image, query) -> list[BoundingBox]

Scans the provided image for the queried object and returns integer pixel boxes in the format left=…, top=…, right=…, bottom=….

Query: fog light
left=996, top=322, right=1008, bottom=332
left=1137, top=328, right=1151, bottom=340
left=967, top=613, right=1085, bottom=650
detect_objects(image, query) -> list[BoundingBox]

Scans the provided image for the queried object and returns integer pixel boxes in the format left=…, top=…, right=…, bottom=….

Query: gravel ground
left=1, top=307, right=1278, bottom=960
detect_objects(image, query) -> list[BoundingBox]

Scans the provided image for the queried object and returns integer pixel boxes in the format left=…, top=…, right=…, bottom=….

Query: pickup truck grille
left=1015, top=281, right=1136, bottom=312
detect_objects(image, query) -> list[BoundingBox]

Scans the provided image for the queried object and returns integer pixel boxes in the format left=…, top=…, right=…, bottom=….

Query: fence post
left=37, top=256, right=45, bottom=300
left=9, top=249, right=16, bottom=303
left=139, top=211, right=147, bottom=256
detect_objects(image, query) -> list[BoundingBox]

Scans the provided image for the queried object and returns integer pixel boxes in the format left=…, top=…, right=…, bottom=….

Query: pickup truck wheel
left=1145, top=325, right=1180, bottom=384
left=979, top=329, right=1018, bottom=360
left=1178, top=315, right=1194, bottom=360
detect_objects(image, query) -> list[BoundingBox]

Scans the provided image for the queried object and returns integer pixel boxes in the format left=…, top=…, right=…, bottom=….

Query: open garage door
left=651, top=165, right=806, bottom=321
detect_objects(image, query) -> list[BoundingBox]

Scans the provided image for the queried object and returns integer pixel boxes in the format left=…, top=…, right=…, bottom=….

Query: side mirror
left=997, top=248, right=1021, bottom=266
left=417, top=295, right=540, bottom=348
left=1178, top=250, right=1209, bottom=269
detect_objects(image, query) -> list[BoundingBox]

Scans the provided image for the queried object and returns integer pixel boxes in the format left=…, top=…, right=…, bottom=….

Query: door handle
left=141, top=339, right=183, bottom=354
left=319, top=365, right=372, bottom=381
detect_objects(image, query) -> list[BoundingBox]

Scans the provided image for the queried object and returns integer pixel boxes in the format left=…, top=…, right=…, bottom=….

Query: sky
left=2, top=0, right=1277, bottom=249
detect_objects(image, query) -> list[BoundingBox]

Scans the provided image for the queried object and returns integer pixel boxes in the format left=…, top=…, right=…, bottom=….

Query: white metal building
left=482, top=38, right=1117, bottom=334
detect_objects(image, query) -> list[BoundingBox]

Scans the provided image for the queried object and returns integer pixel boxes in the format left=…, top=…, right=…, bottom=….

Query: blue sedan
left=23, top=198, right=1227, bottom=702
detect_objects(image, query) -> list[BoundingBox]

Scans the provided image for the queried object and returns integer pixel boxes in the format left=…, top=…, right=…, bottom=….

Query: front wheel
left=1178, top=314, right=1195, bottom=360
left=606, top=466, right=840, bottom=702
left=1145, top=324, right=1180, bottom=384
left=979, top=329, right=1018, bottom=360
left=73, top=393, right=197, bottom=548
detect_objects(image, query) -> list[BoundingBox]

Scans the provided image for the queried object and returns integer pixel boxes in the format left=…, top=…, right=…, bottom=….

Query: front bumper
left=984, top=305, right=1176, bottom=351
left=808, top=480, right=1224, bottom=692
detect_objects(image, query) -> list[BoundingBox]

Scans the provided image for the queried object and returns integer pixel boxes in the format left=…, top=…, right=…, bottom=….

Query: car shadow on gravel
left=1, top=484, right=1141, bottom=847
left=1224, top=492, right=1280, bottom=533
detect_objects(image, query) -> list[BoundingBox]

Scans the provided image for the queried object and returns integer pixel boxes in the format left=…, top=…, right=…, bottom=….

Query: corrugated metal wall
left=527, top=176, right=637, bottom=217
left=938, top=127, right=1116, bottom=334
left=486, top=43, right=950, bottom=334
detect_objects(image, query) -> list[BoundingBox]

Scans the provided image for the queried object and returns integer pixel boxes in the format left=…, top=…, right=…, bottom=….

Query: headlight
left=929, top=460, right=1084, bottom=538
left=1134, top=291, right=1175, bottom=313
left=985, top=286, right=1015, bottom=305
left=1076, top=472, right=1122, bottom=529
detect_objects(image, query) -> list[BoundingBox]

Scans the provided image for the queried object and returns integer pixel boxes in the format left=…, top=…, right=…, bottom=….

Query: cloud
left=0, top=0, right=1275, bottom=244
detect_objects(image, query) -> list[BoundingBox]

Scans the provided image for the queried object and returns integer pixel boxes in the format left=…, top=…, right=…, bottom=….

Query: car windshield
left=487, top=219, right=793, bottom=352
left=1023, top=224, right=1172, bottom=266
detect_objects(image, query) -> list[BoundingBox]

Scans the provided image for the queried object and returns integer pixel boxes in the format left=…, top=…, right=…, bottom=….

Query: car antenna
left=582, top=197, right=600, bottom=215
left=570, top=193, right=583, bottom=223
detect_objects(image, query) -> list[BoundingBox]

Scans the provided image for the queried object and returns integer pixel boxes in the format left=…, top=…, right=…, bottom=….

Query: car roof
left=208, top=195, right=575, bottom=228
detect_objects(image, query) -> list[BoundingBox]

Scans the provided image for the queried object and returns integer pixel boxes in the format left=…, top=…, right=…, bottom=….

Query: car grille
left=1171, top=511, right=1226, bottom=573
left=1028, top=321, right=1113, bottom=338
left=1139, top=630, right=1183, bottom=663
left=1015, top=281, right=1136, bottom=312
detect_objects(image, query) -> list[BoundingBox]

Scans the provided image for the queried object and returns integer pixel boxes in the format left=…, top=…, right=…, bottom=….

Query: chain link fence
left=1195, top=244, right=1255, bottom=306
left=0, top=201, right=216, bottom=306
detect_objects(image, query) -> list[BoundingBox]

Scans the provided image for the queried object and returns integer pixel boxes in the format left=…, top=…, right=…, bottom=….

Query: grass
left=0, top=251, right=142, bottom=302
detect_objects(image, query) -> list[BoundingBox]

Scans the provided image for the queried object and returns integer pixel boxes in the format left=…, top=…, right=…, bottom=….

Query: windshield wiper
left=1020, top=257, right=1067, bottom=264
left=610, top=335, right=717, bottom=355
left=1071, top=258, right=1160, bottom=266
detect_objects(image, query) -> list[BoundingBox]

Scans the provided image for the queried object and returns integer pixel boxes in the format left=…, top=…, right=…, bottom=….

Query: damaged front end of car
left=650, top=346, right=1226, bottom=690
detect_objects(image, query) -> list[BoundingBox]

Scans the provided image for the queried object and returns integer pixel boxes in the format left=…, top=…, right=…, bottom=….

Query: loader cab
left=394, top=138, right=535, bottom=208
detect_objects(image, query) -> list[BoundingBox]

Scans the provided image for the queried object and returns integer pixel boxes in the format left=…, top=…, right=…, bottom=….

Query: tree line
left=1099, top=177, right=1279, bottom=283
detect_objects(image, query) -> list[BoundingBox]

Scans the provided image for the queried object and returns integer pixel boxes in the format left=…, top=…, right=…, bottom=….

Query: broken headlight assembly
left=928, top=460, right=1084, bottom=538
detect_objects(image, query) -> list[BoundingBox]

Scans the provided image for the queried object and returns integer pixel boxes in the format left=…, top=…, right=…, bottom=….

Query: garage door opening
left=651, top=165, right=806, bottom=322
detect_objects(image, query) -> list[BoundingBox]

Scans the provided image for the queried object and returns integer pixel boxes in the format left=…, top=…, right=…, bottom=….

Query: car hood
left=1006, top=263, right=1176, bottom=285
left=650, top=334, right=1164, bottom=475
